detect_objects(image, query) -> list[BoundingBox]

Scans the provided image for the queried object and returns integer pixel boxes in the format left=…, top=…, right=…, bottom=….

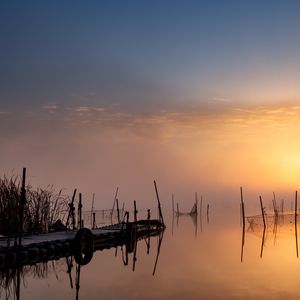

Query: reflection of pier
left=0, top=226, right=165, bottom=300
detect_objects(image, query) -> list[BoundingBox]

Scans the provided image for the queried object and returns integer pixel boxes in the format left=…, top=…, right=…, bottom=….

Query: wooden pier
left=0, top=219, right=165, bottom=269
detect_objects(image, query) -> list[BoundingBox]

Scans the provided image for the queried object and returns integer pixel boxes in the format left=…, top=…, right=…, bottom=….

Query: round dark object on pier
left=38, top=247, right=48, bottom=260
left=18, top=250, right=28, bottom=264
left=5, top=252, right=17, bottom=266
left=0, top=253, right=5, bottom=268
left=47, top=244, right=56, bottom=258
left=27, top=247, right=39, bottom=263
left=74, top=228, right=94, bottom=265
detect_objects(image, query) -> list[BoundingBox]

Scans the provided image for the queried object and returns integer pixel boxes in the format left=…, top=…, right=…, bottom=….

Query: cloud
left=70, top=106, right=105, bottom=113
left=42, top=103, right=58, bottom=113
left=0, top=111, right=9, bottom=115
left=211, top=97, right=232, bottom=103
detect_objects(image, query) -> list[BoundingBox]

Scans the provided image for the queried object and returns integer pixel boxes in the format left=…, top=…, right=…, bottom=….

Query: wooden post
left=110, top=187, right=119, bottom=222
left=134, top=200, right=137, bottom=223
left=240, top=187, right=246, bottom=262
left=66, top=189, right=77, bottom=230
left=90, top=193, right=95, bottom=228
left=116, top=198, right=120, bottom=223
left=154, top=180, right=164, bottom=226
left=78, top=193, right=82, bottom=229
left=18, top=168, right=26, bottom=247
left=240, top=187, right=245, bottom=229
left=177, top=203, right=179, bottom=215
left=92, top=212, right=96, bottom=229
left=295, top=191, right=298, bottom=222
left=260, top=196, right=266, bottom=228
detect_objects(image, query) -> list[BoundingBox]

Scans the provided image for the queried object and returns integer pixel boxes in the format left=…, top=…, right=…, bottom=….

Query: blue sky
left=2, top=1, right=300, bottom=207
left=1, top=0, right=300, bottom=112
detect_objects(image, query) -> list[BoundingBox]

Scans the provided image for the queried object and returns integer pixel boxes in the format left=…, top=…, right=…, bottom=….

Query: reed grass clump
left=0, top=175, right=69, bottom=236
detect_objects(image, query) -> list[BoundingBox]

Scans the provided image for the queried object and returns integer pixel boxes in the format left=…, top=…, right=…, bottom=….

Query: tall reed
left=0, top=175, right=69, bottom=236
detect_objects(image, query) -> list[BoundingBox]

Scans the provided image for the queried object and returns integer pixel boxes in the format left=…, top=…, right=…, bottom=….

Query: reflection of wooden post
left=295, top=191, right=298, bottom=258
left=260, top=226, right=266, bottom=258
left=260, top=196, right=266, bottom=228
left=206, top=204, right=209, bottom=224
left=200, top=196, right=203, bottom=218
left=172, top=194, right=174, bottom=215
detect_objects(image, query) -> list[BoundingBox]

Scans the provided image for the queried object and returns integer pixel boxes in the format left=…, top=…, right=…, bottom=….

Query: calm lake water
left=2, top=208, right=300, bottom=300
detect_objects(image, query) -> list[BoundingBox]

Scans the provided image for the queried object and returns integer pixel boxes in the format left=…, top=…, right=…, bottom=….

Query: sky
left=1, top=0, right=300, bottom=212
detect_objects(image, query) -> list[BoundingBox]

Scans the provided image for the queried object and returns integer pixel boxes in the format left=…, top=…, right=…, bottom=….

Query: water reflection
left=0, top=231, right=164, bottom=300
left=242, top=211, right=300, bottom=260
left=172, top=194, right=210, bottom=237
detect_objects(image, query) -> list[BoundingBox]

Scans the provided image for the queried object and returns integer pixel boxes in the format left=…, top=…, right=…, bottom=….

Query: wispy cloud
left=0, top=111, right=9, bottom=115
left=211, top=97, right=232, bottom=103
left=70, top=106, right=105, bottom=113
left=42, top=103, right=58, bottom=113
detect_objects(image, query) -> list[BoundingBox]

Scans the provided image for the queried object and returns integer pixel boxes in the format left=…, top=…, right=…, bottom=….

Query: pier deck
left=0, top=219, right=165, bottom=269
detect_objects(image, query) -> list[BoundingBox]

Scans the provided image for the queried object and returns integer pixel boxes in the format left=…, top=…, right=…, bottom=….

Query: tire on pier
left=74, top=228, right=94, bottom=266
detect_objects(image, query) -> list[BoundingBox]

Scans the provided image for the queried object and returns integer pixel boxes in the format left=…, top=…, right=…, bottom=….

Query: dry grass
left=0, top=175, right=69, bottom=236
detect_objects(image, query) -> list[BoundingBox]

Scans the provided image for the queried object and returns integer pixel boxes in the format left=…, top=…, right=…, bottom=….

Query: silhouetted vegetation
left=0, top=175, right=69, bottom=236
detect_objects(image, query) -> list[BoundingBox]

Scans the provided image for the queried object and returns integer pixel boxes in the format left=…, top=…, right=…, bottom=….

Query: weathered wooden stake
left=240, top=187, right=245, bottom=229
left=66, top=189, right=77, bottom=230
left=154, top=180, right=165, bottom=226
left=18, top=168, right=26, bottom=247
left=295, top=191, right=298, bottom=221
left=133, top=200, right=138, bottom=223
left=92, top=212, right=96, bottom=229
left=259, top=196, right=266, bottom=228
left=90, top=193, right=95, bottom=228
left=78, top=193, right=83, bottom=229
left=111, top=187, right=119, bottom=223
left=116, top=198, right=120, bottom=223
